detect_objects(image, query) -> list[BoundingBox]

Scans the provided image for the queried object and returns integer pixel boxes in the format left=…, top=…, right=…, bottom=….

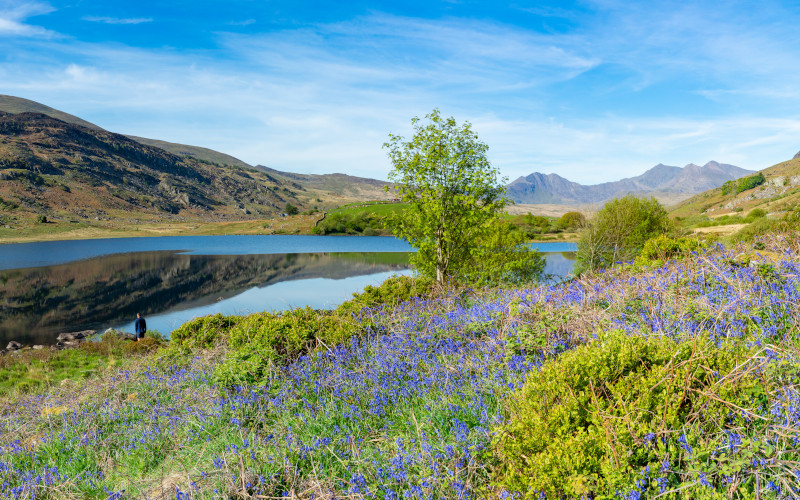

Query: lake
left=0, top=235, right=576, bottom=346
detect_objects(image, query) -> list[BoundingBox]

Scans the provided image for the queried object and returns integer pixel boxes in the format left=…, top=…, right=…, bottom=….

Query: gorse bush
left=493, top=330, right=793, bottom=499
left=170, top=313, right=243, bottom=350
left=212, top=307, right=361, bottom=387
left=335, top=275, right=435, bottom=317
left=633, top=235, right=705, bottom=267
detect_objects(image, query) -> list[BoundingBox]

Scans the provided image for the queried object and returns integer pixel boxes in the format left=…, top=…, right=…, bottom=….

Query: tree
left=556, top=211, right=586, bottom=231
left=385, top=109, right=543, bottom=284
left=575, top=194, right=670, bottom=274
left=284, top=203, right=299, bottom=216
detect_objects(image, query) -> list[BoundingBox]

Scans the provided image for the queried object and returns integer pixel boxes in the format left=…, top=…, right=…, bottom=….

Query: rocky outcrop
left=55, top=330, right=93, bottom=349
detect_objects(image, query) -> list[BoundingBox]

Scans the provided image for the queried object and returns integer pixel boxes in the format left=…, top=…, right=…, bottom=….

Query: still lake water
left=0, top=235, right=576, bottom=345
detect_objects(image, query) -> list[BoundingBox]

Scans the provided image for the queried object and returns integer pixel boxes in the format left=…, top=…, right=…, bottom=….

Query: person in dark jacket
left=134, top=313, right=147, bottom=341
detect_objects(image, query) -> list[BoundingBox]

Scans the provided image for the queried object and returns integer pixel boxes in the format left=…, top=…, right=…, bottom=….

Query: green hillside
left=0, top=111, right=304, bottom=227
left=671, top=156, right=800, bottom=219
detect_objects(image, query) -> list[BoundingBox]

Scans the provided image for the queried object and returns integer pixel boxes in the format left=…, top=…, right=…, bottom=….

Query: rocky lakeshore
left=0, top=328, right=139, bottom=356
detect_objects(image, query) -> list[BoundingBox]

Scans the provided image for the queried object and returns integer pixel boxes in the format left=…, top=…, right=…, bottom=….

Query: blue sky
left=2, top=0, right=800, bottom=183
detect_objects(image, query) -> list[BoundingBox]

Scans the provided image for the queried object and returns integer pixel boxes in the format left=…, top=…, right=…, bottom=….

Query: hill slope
left=0, top=95, right=395, bottom=210
left=0, top=95, right=102, bottom=131
left=671, top=155, right=800, bottom=218
left=0, top=111, right=305, bottom=224
left=508, top=161, right=753, bottom=205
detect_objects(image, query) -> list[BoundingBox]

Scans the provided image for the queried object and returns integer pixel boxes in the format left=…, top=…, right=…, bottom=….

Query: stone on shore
left=55, top=329, right=95, bottom=349
left=6, top=341, right=22, bottom=351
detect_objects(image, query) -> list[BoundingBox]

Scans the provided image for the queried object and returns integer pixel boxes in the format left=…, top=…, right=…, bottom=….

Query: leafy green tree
left=556, top=211, right=586, bottom=231
left=575, top=194, right=670, bottom=273
left=385, top=109, right=542, bottom=284
left=284, top=203, right=299, bottom=216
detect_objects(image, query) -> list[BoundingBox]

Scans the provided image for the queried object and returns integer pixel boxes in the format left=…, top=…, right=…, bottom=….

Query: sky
left=2, top=0, right=800, bottom=184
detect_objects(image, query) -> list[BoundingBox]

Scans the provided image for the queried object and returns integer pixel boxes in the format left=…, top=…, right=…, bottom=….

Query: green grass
left=329, top=201, right=407, bottom=217
left=0, top=332, right=164, bottom=396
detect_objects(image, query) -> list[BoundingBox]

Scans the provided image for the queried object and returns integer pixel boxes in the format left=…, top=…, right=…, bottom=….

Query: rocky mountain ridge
left=507, top=161, right=754, bottom=205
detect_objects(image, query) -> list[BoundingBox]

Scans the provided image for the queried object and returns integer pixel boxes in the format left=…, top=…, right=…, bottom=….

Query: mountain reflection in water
left=0, top=251, right=411, bottom=346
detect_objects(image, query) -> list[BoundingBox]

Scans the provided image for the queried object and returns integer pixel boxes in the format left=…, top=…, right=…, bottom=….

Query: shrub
left=336, top=275, right=435, bottom=317
left=492, top=330, right=782, bottom=499
left=747, top=208, right=766, bottom=219
left=464, top=221, right=545, bottom=286
left=633, top=235, right=705, bottom=267
left=213, top=307, right=360, bottom=387
left=731, top=218, right=785, bottom=242
left=556, top=211, right=586, bottom=231
left=35, top=214, right=47, bottom=224
left=721, top=173, right=766, bottom=195
left=170, top=313, right=243, bottom=349
left=575, top=195, right=670, bottom=274
left=312, top=212, right=385, bottom=235
left=285, top=203, right=299, bottom=215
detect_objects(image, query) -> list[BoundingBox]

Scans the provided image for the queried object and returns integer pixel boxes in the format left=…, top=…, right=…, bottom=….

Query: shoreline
left=0, top=220, right=579, bottom=245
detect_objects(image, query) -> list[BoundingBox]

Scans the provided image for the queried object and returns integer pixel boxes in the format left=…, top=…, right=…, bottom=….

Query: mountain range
left=507, top=162, right=754, bottom=206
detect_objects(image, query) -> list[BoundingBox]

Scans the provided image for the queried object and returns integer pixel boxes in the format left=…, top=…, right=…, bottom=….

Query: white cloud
left=0, top=0, right=55, bottom=37
left=3, top=6, right=800, bottom=184
left=82, top=16, right=153, bottom=25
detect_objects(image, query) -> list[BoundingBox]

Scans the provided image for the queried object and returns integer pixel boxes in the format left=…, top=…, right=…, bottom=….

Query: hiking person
left=134, top=313, right=147, bottom=341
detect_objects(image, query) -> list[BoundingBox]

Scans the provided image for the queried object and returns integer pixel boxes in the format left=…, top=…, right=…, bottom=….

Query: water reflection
left=0, top=251, right=410, bottom=346
left=0, top=242, right=577, bottom=346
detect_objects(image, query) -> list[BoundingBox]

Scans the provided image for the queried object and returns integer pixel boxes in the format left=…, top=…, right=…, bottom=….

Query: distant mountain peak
left=794, top=150, right=800, bottom=160
left=507, top=161, right=755, bottom=206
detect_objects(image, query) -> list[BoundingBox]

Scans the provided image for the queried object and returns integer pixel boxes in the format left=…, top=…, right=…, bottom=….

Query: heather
left=0, top=235, right=799, bottom=498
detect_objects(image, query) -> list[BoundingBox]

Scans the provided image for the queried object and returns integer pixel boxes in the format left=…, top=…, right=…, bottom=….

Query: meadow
left=0, top=235, right=799, bottom=498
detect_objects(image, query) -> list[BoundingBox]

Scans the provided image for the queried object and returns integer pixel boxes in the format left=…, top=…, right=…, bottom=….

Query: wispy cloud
left=82, top=16, right=152, bottom=25
left=0, top=0, right=55, bottom=37
left=227, top=19, right=255, bottom=26
left=2, top=3, right=800, bottom=182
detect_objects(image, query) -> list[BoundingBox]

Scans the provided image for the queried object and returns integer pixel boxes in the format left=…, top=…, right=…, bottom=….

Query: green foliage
left=747, top=208, right=767, bottom=219
left=510, top=213, right=558, bottom=237
left=336, top=275, right=435, bottom=317
left=633, top=235, right=705, bottom=267
left=0, top=195, right=18, bottom=210
left=312, top=211, right=386, bottom=235
left=213, top=307, right=360, bottom=387
left=463, top=221, right=545, bottom=286
left=556, top=211, right=586, bottom=231
left=169, top=313, right=243, bottom=350
left=284, top=203, right=299, bottom=215
left=506, top=303, right=579, bottom=361
left=35, top=214, right=47, bottom=224
left=731, top=217, right=785, bottom=242
left=575, top=195, right=670, bottom=274
left=492, top=330, right=776, bottom=499
left=385, top=109, right=535, bottom=284
left=721, top=173, right=766, bottom=195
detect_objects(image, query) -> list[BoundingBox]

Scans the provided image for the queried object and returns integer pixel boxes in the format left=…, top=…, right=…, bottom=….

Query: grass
left=0, top=233, right=799, bottom=497
left=0, top=332, right=164, bottom=397
left=328, top=201, right=408, bottom=217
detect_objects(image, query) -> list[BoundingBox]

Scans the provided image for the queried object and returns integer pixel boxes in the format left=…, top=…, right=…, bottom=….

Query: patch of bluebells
left=0, top=236, right=800, bottom=497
